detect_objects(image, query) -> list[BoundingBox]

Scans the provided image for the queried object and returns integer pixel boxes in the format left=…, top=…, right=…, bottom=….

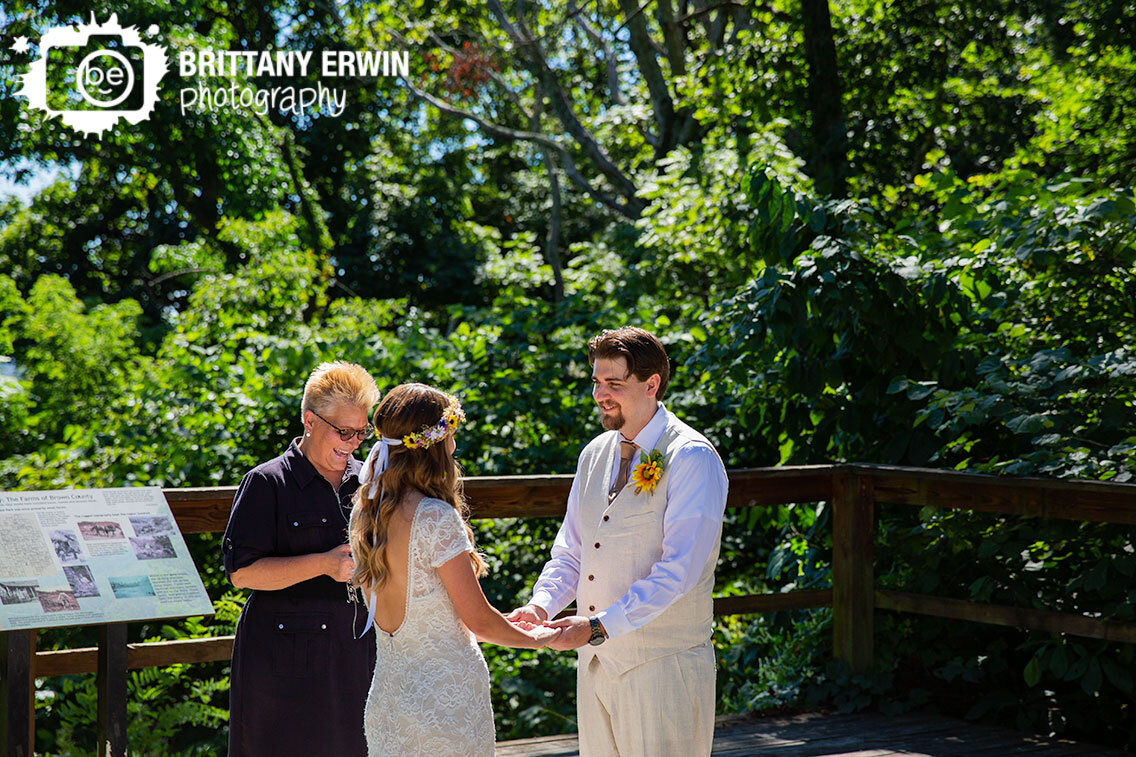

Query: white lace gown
left=363, top=497, right=496, bottom=756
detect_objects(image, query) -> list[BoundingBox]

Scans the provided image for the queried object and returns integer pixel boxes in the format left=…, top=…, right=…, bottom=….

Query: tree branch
left=568, top=0, right=627, bottom=105
left=615, top=0, right=677, bottom=153
left=347, top=2, right=643, bottom=217
left=406, top=82, right=639, bottom=219
left=407, top=82, right=561, bottom=152
left=729, top=1, right=763, bottom=43
left=541, top=150, right=566, bottom=301
left=678, top=1, right=747, bottom=28
left=488, top=0, right=646, bottom=214
left=614, top=0, right=656, bottom=32
left=562, top=5, right=658, bottom=148
left=655, top=0, right=687, bottom=77
left=259, top=113, right=333, bottom=254
left=146, top=267, right=211, bottom=287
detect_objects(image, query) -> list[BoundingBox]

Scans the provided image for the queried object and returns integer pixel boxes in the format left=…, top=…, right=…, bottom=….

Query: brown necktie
left=609, top=440, right=638, bottom=502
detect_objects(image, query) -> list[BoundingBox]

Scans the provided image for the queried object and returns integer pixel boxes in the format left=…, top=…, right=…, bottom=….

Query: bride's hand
left=527, top=624, right=562, bottom=648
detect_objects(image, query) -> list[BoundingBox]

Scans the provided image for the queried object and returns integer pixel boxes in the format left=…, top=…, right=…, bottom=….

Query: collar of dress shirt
left=621, top=402, right=667, bottom=453
left=283, top=437, right=362, bottom=490
left=283, top=437, right=318, bottom=489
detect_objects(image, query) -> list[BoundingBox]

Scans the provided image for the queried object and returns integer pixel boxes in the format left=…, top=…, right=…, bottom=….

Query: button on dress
left=223, top=439, right=376, bottom=756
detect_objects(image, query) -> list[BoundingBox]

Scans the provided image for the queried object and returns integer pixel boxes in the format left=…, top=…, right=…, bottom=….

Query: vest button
left=588, top=574, right=594, bottom=581
left=603, top=515, right=609, bottom=522
left=594, top=542, right=600, bottom=549
left=588, top=605, right=595, bottom=611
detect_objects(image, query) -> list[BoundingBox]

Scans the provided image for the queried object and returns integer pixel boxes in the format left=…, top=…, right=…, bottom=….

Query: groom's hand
left=505, top=604, right=548, bottom=625
left=544, top=616, right=592, bottom=650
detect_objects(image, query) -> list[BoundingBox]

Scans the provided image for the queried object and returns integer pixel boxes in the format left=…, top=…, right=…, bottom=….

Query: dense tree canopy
left=1, top=0, right=1134, bottom=751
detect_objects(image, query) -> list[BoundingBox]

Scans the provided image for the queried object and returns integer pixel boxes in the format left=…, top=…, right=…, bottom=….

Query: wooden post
left=96, top=624, right=128, bottom=757
left=832, top=470, right=874, bottom=673
left=1, top=630, right=35, bottom=757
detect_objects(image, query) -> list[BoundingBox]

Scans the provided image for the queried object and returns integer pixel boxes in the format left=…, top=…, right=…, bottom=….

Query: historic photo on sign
left=109, top=575, right=156, bottom=599
left=63, top=565, right=100, bottom=598
left=78, top=521, right=125, bottom=540
left=0, top=580, right=39, bottom=606
left=37, top=588, right=80, bottom=613
left=129, top=515, right=176, bottom=537
left=50, top=529, right=86, bottom=565
left=129, top=535, right=177, bottom=560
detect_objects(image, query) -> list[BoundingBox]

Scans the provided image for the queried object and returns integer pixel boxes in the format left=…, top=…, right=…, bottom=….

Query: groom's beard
left=599, top=407, right=625, bottom=430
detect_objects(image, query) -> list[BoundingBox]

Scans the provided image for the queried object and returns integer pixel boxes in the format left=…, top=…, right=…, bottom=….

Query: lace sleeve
left=420, top=499, right=473, bottom=569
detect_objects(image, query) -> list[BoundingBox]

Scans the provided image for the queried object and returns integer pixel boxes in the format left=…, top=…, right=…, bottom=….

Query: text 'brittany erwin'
left=178, top=50, right=410, bottom=79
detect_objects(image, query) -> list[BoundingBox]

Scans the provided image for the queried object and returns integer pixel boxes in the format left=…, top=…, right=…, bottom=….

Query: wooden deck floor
left=495, top=711, right=1127, bottom=756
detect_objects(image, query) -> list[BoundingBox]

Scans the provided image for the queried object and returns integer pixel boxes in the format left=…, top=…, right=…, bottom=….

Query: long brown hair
left=349, top=383, right=487, bottom=591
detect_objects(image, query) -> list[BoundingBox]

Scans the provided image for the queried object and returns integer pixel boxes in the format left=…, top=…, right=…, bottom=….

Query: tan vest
left=576, top=412, right=722, bottom=676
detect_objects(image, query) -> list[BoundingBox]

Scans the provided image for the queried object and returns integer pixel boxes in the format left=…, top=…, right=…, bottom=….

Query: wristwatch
left=587, top=616, right=607, bottom=646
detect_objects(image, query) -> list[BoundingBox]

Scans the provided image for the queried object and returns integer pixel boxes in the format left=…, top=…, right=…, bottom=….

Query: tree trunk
left=801, top=0, right=846, bottom=198
left=541, top=151, right=566, bottom=302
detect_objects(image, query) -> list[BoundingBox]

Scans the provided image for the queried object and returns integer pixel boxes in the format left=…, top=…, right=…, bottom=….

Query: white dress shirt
left=530, top=404, right=728, bottom=639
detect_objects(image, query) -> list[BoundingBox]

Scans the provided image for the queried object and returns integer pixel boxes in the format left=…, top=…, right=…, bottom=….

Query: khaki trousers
left=576, top=643, right=715, bottom=757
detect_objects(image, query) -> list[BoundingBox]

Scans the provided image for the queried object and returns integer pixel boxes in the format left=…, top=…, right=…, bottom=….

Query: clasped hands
left=505, top=605, right=596, bottom=651
left=324, top=543, right=355, bottom=582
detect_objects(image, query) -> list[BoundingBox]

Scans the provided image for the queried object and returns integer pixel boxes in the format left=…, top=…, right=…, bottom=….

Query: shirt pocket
left=283, top=510, right=341, bottom=555
left=602, top=508, right=665, bottom=568
left=608, top=504, right=663, bottom=533
left=271, top=612, right=331, bottom=678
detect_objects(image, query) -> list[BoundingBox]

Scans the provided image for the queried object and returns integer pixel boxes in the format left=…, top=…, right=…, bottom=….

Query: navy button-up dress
left=223, top=439, right=376, bottom=756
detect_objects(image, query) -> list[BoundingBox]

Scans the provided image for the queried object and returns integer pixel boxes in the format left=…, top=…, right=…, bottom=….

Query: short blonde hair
left=301, top=362, right=380, bottom=418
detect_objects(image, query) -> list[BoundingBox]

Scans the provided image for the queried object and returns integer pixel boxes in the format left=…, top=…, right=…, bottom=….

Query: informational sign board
left=0, top=487, right=213, bottom=630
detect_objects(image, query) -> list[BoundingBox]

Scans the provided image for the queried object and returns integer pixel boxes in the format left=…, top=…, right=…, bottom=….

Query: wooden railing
left=5, top=464, right=1136, bottom=755
left=23, top=463, right=1136, bottom=678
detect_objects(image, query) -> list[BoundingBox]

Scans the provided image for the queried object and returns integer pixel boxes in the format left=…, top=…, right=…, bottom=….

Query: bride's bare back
left=372, top=492, right=423, bottom=634
left=361, top=491, right=560, bottom=756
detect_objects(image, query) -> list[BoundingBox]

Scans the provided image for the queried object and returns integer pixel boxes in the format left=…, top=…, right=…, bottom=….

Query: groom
left=508, top=326, right=728, bottom=756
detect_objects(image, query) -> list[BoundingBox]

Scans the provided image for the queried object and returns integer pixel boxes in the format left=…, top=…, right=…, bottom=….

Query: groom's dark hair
left=587, top=327, right=671, bottom=400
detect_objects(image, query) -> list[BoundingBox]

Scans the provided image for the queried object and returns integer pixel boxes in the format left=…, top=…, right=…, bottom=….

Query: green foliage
left=725, top=162, right=1136, bottom=750
left=716, top=609, right=832, bottom=714
left=36, top=663, right=229, bottom=756
left=884, top=169, right=1136, bottom=478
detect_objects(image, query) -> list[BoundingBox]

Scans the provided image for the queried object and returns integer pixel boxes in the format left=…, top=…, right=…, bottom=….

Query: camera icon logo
left=15, top=14, right=169, bottom=138
left=77, top=49, right=137, bottom=108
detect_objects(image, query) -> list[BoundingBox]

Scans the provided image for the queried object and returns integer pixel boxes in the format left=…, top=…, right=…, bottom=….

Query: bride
left=349, top=383, right=559, bottom=756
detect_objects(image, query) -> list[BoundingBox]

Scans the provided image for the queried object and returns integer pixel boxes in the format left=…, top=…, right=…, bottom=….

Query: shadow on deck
left=495, top=710, right=1128, bottom=756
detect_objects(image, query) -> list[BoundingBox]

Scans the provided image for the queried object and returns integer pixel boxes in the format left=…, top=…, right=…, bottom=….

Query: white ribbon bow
left=356, top=435, right=402, bottom=637
left=358, top=435, right=403, bottom=499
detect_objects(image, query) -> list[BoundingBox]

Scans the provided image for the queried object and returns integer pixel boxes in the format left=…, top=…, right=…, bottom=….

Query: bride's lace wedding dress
left=363, top=497, right=495, bottom=756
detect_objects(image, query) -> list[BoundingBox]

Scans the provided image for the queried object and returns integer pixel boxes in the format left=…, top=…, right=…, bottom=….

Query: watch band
left=587, top=615, right=606, bottom=646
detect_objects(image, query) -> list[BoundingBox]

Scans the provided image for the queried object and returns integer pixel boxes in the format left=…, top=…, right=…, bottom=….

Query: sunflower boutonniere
left=631, top=449, right=666, bottom=495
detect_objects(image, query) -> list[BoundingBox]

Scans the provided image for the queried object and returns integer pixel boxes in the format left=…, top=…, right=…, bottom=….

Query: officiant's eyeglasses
left=311, top=410, right=375, bottom=442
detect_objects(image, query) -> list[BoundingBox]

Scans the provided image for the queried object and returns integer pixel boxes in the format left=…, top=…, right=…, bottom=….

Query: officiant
left=223, top=361, right=380, bottom=756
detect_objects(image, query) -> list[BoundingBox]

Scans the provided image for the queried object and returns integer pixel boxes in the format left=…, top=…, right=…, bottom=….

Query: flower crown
left=402, top=394, right=465, bottom=450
